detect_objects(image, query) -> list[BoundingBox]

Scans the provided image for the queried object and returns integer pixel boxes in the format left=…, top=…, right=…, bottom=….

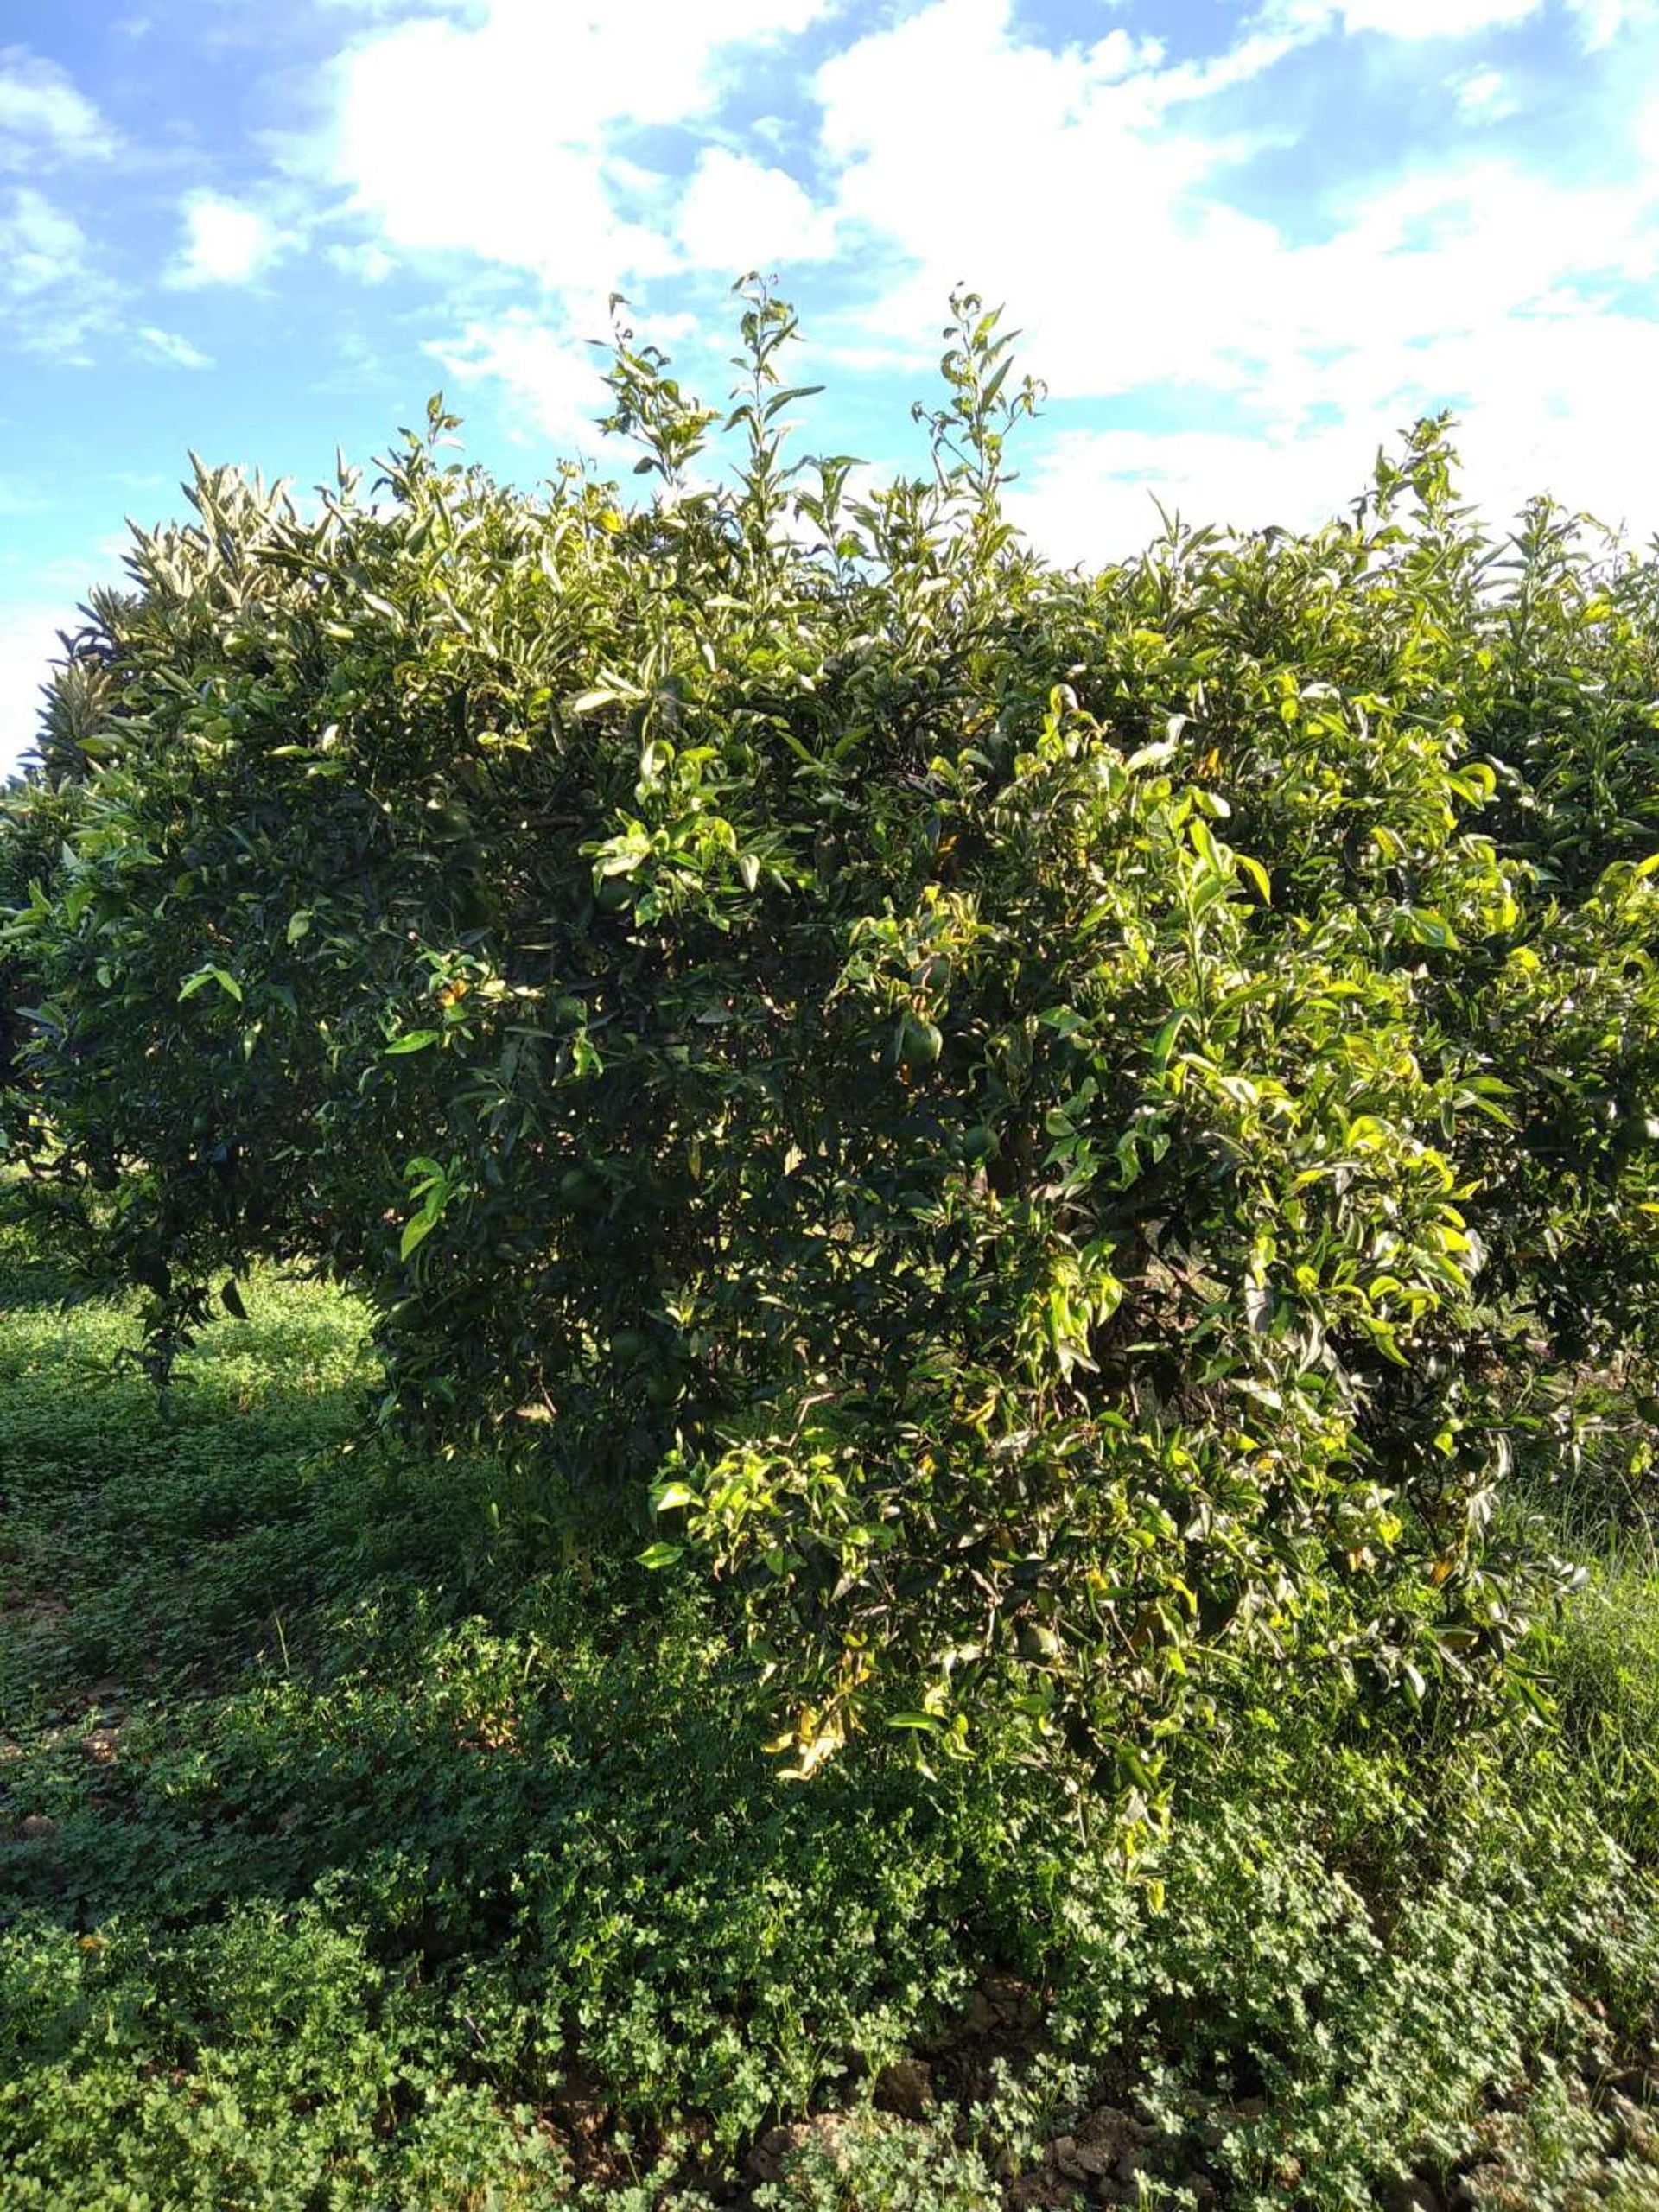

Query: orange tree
left=6, top=287, right=1659, bottom=1829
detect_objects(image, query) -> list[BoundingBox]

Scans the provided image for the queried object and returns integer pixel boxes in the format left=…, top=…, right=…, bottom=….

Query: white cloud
left=327, top=15, right=664, bottom=291
left=1009, top=290, right=1659, bottom=565
left=1007, top=422, right=1374, bottom=564
left=326, top=238, right=395, bottom=283
left=677, top=149, right=839, bottom=269
left=424, top=311, right=608, bottom=452
left=321, top=0, right=837, bottom=294
left=814, top=0, right=1291, bottom=396
left=1451, top=63, right=1519, bottom=115
left=1564, top=0, right=1658, bottom=45
left=168, top=192, right=284, bottom=286
left=6, top=186, right=92, bottom=296
left=137, top=324, right=214, bottom=370
left=0, top=187, right=118, bottom=359
left=810, top=0, right=1659, bottom=559
left=1009, top=305, right=1659, bottom=561
left=0, top=47, right=116, bottom=168
left=1336, top=0, right=1540, bottom=35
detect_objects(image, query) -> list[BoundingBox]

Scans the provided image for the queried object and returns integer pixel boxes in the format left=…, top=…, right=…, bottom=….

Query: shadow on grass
left=0, top=1203, right=92, bottom=1313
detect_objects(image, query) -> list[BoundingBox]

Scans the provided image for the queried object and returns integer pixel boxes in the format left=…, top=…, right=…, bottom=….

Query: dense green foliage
left=3, top=1200, right=1658, bottom=2209
left=6, top=290, right=1659, bottom=1828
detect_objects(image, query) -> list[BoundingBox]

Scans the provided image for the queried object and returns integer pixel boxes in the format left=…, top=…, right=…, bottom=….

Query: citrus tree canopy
left=7, top=289, right=1659, bottom=1823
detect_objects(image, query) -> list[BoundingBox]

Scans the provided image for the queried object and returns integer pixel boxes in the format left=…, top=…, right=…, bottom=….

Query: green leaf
left=1401, top=906, right=1459, bottom=950
left=399, top=1212, right=437, bottom=1262
left=636, top=1542, right=685, bottom=1570
left=385, top=1029, right=441, bottom=1055
left=1236, top=853, right=1271, bottom=902
left=762, top=385, right=824, bottom=420
left=178, top=966, right=243, bottom=1004
left=1189, top=818, right=1223, bottom=871
left=1150, top=1009, right=1189, bottom=1073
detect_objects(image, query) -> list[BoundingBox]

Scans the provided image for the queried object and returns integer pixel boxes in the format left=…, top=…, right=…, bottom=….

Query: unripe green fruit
left=899, top=1015, right=943, bottom=1070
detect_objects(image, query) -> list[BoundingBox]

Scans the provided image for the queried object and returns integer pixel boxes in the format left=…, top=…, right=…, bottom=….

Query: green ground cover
left=3, top=1185, right=1658, bottom=2210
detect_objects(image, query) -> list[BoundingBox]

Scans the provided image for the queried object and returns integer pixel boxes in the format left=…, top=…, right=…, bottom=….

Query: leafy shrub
left=0, top=781, right=71, bottom=1109
left=5, top=286, right=1659, bottom=1828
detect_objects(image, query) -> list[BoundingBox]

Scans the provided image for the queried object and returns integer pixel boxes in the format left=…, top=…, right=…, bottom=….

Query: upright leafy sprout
left=4, top=283, right=1659, bottom=1843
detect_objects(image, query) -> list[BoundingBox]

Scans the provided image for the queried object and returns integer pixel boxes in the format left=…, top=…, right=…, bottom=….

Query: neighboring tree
left=0, top=791, right=29, bottom=1103
left=5, top=284, right=1658, bottom=1831
left=0, top=605, right=128, bottom=1119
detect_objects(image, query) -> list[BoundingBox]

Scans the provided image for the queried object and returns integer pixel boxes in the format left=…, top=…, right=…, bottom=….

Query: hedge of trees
left=5, top=287, right=1659, bottom=1832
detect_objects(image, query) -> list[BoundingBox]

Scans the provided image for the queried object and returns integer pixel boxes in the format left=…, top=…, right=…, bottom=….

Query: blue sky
left=3, top=0, right=1658, bottom=773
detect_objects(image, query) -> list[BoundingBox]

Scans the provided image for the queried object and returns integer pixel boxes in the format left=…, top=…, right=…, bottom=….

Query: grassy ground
left=3, top=1186, right=1659, bottom=2209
